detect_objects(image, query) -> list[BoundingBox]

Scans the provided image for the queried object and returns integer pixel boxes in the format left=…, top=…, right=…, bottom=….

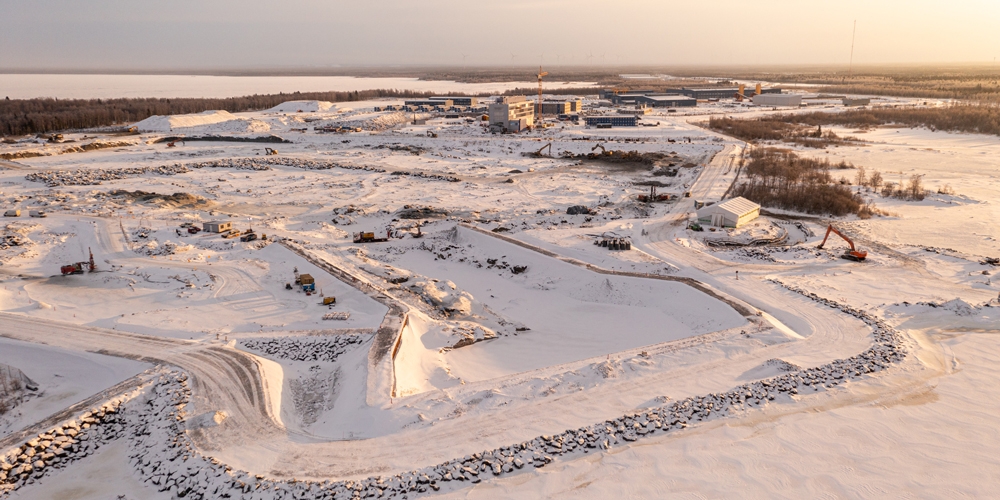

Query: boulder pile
left=1, top=399, right=130, bottom=495
left=25, top=164, right=190, bottom=187
left=240, top=335, right=367, bottom=363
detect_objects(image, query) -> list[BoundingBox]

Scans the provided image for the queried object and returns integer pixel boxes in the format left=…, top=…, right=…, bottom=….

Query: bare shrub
left=868, top=171, right=884, bottom=191
left=855, top=166, right=867, bottom=187
left=907, top=174, right=926, bottom=201
left=707, top=116, right=860, bottom=148
left=937, top=184, right=955, bottom=195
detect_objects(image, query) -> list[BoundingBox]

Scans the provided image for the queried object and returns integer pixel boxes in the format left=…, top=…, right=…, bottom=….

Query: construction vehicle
left=240, top=232, right=258, bottom=242
left=735, top=83, right=763, bottom=102
left=637, top=185, right=671, bottom=203
left=426, top=131, right=438, bottom=138
left=222, top=229, right=241, bottom=239
left=528, top=142, right=553, bottom=158
left=353, top=231, right=389, bottom=243
left=817, top=224, right=868, bottom=261
left=28, top=210, right=46, bottom=218
left=299, top=274, right=316, bottom=292
left=591, top=143, right=607, bottom=154
left=264, top=148, right=278, bottom=155
left=322, top=296, right=336, bottom=306
left=61, top=248, right=96, bottom=275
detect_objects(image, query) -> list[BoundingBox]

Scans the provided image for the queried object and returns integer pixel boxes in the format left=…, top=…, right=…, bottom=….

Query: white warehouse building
left=696, top=197, right=761, bottom=228
left=752, top=93, right=802, bottom=107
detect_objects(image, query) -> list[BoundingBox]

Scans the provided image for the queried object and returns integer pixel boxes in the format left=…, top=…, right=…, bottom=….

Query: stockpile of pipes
left=596, top=237, right=632, bottom=251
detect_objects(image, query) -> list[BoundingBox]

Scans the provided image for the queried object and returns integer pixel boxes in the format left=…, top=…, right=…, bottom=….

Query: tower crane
left=536, top=66, right=549, bottom=126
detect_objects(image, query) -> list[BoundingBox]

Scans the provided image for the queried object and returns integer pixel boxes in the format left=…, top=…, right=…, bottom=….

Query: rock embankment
left=1, top=399, right=130, bottom=496
left=110, top=287, right=905, bottom=499
left=240, top=335, right=367, bottom=363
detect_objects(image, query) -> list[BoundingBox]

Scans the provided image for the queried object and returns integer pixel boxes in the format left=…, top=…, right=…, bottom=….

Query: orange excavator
left=817, top=224, right=867, bottom=261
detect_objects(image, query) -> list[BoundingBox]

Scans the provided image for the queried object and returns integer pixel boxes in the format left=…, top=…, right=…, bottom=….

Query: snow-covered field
left=2, top=92, right=999, bottom=498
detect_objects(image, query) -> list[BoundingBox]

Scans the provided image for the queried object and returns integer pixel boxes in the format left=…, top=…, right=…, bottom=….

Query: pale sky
left=2, top=0, right=998, bottom=71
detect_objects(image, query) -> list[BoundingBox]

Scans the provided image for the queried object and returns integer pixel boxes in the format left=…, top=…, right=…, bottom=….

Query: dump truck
left=353, top=231, right=389, bottom=243
left=299, top=274, right=316, bottom=292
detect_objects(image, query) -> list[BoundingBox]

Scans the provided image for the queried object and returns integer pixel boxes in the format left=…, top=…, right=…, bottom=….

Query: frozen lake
left=0, top=74, right=596, bottom=100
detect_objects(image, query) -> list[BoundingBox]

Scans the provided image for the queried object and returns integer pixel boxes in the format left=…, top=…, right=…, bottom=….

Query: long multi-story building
left=429, top=96, right=479, bottom=106
left=665, top=87, right=782, bottom=100
left=488, top=96, right=535, bottom=133
left=634, top=95, right=697, bottom=107
left=404, top=99, right=453, bottom=107
left=584, top=115, right=638, bottom=127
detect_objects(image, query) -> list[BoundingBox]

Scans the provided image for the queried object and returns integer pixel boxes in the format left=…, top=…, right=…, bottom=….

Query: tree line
left=732, top=148, right=870, bottom=217
left=0, top=89, right=473, bottom=136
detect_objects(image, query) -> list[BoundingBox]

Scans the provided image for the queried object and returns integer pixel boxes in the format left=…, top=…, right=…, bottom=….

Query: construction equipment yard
left=1, top=89, right=999, bottom=499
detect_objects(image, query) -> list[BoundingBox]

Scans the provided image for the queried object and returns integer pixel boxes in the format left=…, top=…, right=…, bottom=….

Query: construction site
left=0, top=67, right=998, bottom=499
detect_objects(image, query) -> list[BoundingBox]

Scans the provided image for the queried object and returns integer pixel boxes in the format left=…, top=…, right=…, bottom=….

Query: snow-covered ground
left=2, top=92, right=999, bottom=498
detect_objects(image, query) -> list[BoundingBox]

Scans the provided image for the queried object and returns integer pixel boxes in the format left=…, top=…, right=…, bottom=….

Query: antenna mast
left=848, top=20, right=857, bottom=78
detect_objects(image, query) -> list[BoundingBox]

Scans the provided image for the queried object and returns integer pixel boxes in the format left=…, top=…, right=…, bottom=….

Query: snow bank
left=133, top=110, right=270, bottom=133
left=267, top=100, right=336, bottom=113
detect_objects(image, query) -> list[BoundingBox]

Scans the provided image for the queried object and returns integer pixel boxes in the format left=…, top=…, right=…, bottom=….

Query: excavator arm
left=817, top=224, right=867, bottom=261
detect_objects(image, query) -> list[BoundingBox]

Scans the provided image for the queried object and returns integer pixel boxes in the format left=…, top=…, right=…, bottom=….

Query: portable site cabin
left=696, top=197, right=760, bottom=228
left=299, top=274, right=316, bottom=292
left=203, top=221, right=232, bottom=233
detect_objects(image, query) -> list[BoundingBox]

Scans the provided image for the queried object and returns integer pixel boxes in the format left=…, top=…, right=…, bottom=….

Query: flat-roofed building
left=536, top=101, right=571, bottom=115
left=404, top=99, right=453, bottom=107
left=752, top=94, right=802, bottom=107
left=203, top=221, right=233, bottom=233
left=489, top=96, right=535, bottom=133
left=635, top=95, right=697, bottom=107
left=584, top=115, right=638, bottom=127
left=429, top=96, right=478, bottom=106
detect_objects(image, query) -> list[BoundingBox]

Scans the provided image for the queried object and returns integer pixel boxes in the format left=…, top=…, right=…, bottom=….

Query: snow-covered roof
left=715, top=197, right=760, bottom=216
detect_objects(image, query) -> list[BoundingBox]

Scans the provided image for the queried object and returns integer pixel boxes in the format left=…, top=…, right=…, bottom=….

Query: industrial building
left=666, top=88, right=782, bottom=100
left=584, top=115, right=638, bottom=127
left=752, top=94, right=802, bottom=107
left=489, top=96, right=535, bottom=133
left=609, top=92, right=666, bottom=105
left=404, top=99, right=453, bottom=107
left=429, top=96, right=478, bottom=106
left=536, top=101, right=571, bottom=115
left=634, top=95, right=697, bottom=108
left=618, top=106, right=652, bottom=115
left=695, top=197, right=760, bottom=228
left=600, top=89, right=658, bottom=100
left=203, top=221, right=233, bottom=233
